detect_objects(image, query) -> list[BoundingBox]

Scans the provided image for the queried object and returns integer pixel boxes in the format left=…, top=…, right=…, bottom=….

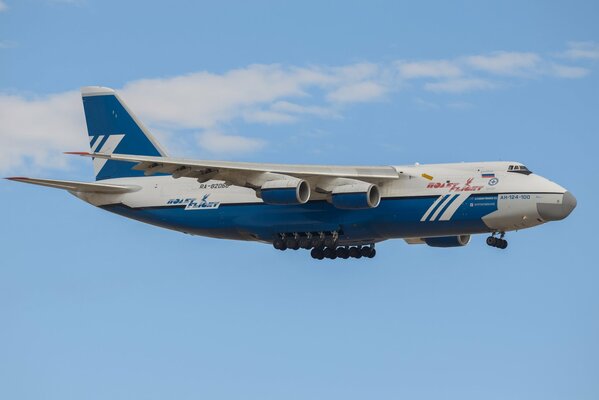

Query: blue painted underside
left=101, top=194, right=499, bottom=244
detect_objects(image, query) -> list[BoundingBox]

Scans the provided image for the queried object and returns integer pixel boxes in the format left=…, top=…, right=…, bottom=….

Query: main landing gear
left=272, top=231, right=377, bottom=260
left=486, top=232, right=508, bottom=249
left=310, top=245, right=376, bottom=260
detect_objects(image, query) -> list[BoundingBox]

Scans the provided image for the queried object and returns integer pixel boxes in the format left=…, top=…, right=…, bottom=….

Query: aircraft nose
left=537, top=191, right=577, bottom=221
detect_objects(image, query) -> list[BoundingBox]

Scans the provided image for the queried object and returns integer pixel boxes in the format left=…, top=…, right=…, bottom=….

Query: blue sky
left=1, top=1, right=598, bottom=399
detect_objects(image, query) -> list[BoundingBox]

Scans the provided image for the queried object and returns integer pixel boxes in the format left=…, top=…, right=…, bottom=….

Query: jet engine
left=424, top=235, right=471, bottom=248
left=260, top=178, right=310, bottom=205
left=331, top=183, right=381, bottom=210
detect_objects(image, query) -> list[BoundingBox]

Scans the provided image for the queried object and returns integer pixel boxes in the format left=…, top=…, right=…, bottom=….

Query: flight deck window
left=507, top=165, right=532, bottom=175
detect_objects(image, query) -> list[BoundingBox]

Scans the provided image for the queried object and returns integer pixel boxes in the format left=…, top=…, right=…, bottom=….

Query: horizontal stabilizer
left=5, top=177, right=140, bottom=193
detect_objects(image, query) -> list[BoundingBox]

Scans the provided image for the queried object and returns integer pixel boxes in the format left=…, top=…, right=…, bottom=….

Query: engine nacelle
left=424, top=235, right=471, bottom=248
left=260, top=179, right=310, bottom=205
left=330, top=183, right=381, bottom=210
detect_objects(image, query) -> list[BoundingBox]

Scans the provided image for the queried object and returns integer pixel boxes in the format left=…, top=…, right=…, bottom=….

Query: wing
left=5, top=177, right=140, bottom=193
left=66, top=152, right=399, bottom=182
left=66, top=152, right=406, bottom=208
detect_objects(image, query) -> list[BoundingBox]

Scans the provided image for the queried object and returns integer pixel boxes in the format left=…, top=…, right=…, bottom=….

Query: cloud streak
left=561, top=41, right=599, bottom=60
left=0, top=42, right=596, bottom=173
left=465, top=52, right=541, bottom=76
left=424, top=78, right=495, bottom=93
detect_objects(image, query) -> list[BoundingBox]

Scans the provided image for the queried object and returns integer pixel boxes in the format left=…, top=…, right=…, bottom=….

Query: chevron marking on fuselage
left=439, top=193, right=470, bottom=221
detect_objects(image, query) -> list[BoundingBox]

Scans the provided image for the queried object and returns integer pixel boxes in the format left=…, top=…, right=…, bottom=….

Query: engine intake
left=331, top=183, right=380, bottom=210
left=424, top=235, right=471, bottom=248
left=261, top=179, right=310, bottom=205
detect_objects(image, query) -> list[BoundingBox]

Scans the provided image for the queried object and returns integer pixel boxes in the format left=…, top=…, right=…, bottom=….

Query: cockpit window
left=507, top=164, right=532, bottom=175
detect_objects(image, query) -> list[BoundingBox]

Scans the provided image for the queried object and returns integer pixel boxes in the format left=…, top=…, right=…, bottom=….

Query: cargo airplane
left=6, top=87, right=577, bottom=260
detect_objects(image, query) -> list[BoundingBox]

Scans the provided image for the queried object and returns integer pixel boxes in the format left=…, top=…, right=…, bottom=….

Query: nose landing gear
left=487, top=232, right=508, bottom=249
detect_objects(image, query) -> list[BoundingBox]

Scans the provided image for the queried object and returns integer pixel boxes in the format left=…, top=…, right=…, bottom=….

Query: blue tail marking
left=81, top=86, right=167, bottom=181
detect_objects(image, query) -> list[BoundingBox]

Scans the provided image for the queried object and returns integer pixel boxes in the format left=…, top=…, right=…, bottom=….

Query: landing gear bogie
left=273, top=231, right=376, bottom=260
left=486, top=233, right=508, bottom=250
left=310, top=244, right=376, bottom=260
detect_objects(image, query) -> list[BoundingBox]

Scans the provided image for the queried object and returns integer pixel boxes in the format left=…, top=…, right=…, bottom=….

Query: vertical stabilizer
left=81, top=86, right=167, bottom=180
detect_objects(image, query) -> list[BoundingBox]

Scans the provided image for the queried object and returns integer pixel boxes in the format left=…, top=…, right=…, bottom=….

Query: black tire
left=286, top=237, right=300, bottom=250
left=299, top=237, right=311, bottom=249
left=486, top=236, right=496, bottom=246
left=324, top=247, right=338, bottom=259
left=361, top=246, right=372, bottom=258
left=499, top=239, right=508, bottom=249
left=337, top=247, right=349, bottom=259
left=273, top=238, right=286, bottom=250
left=310, top=237, right=322, bottom=248
left=323, top=247, right=335, bottom=259
left=311, top=248, right=324, bottom=260
left=349, top=247, right=360, bottom=258
left=367, top=248, right=376, bottom=258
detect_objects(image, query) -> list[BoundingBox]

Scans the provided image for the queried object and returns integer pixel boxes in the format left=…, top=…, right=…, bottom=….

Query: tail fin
left=81, top=86, right=167, bottom=181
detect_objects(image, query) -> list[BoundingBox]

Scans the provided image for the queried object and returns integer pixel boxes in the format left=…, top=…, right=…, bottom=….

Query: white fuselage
left=72, top=161, right=574, bottom=245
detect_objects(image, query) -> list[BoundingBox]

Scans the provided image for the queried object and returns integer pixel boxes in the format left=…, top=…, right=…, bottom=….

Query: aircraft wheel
left=273, top=238, right=286, bottom=250
left=323, top=247, right=337, bottom=259
left=349, top=247, right=361, bottom=258
left=311, top=237, right=323, bottom=248
left=299, top=237, right=311, bottom=249
left=311, top=248, right=324, bottom=260
left=337, top=247, right=350, bottom=259
left=286, top=237, right=300, bottom=250
left=361, top=246, right=372, bottom=258
left=367, top=248, right=376, bottom=258
left=486, top=236, right=496, bottom=246
left=498, top=239, right=508, bottom=249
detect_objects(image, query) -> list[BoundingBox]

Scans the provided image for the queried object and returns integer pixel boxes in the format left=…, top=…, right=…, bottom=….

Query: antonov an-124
left=7, top=87, right=577, bottom=260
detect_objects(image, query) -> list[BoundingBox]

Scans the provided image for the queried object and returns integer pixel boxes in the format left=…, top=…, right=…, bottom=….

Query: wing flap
left=5, top=177, right=140, bottom=193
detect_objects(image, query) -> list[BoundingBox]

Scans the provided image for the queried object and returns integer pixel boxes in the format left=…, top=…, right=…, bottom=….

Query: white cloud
left=0, top=1, right=7, bottom=12
left=0, top=63, right=384, bottom=173
left=270, top=101, right=337, bottom=118
left=424, top=78, right=495, bottom=93
left=561, top=42, right=599, bottom=60
left=242, top=109, right=298, bottom=124
left=465, top=52, right=541, bottom=75
left=413, top=98, right=440, bottom=109
left=197, top=130, right=265, bottom=155
left=120, top=63, right=384, bottom=129
left=327, top=81, right=387, bottom=103
left=1, top=43, right=596, bottom=173
left=397, top=60, right=462, bottom=79
left=550, top=64, right=590, bottom=79
left=0, top=91, right=87, bottom=173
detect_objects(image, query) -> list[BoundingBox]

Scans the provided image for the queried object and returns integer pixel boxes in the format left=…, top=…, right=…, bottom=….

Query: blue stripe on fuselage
left=101, top=194, right=499, bottom=243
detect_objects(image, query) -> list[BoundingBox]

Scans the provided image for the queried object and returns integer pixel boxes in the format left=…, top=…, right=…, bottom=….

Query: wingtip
left=5, top=176, right=28, bottom=181
left=64, top=151, right=91, bottom=156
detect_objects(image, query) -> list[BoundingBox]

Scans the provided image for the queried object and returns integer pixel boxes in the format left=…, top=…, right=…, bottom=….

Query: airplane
left=6, top=86, right=577, bottom=260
